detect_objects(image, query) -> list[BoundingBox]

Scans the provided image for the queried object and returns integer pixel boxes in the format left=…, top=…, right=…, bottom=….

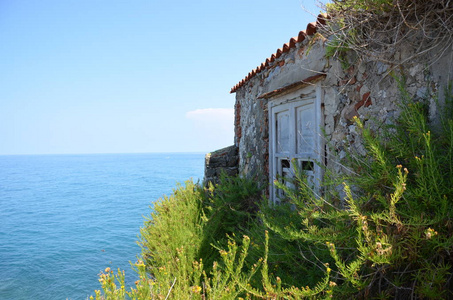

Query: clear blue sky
left=0, top=0, right=323, bottom=155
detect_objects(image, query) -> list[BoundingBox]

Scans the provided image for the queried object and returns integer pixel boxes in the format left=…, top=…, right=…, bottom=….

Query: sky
left=0, top=0, right=324, bottom=155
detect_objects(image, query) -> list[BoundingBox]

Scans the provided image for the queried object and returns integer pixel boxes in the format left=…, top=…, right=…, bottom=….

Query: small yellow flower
left=191, top=285, right=202, bottom=294
left=425, top=228, right=438, bottom=239
left=104, top=267, right=111, bottom=273
left=135, top=260, right=145, bottom=267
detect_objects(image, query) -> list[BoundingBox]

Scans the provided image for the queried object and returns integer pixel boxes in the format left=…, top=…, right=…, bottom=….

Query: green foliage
left=139, top=180, right=206, bottom=298
left=90, top=176, right=333, bottom=299
left=199, top=172, right=261, bottom=272
left=325, top=33, right=352, bottom=70
left=326, top=0, right=393, bottom=13
left=263, top=81, right=453, bottom=298
left=237, top=205, right=330, bottom=292
left=90, top=82, right=453, bottom=299
left=91, top=263, right=156, bottom=300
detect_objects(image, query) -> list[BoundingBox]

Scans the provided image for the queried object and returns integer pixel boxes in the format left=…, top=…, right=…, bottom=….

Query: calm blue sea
left=0, top=153, right=205, bottom=300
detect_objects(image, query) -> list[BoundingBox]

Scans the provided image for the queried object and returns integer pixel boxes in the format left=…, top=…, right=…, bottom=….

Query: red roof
left=230, top=14, right=329, bottom=94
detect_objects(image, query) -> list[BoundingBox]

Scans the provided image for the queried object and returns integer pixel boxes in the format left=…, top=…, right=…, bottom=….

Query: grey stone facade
left=206, top=15, right=453, bottom=193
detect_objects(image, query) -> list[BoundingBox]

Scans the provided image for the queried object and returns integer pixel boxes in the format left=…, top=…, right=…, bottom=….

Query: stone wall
left=233, top=32, right=453, bottom=188
left=233, top=37, right=327, bottom=187
left=204, top=145, right=238, bottom=185
left=233, top=91, right=269, bottom=182
left=322, top=46, right=453, bottom=174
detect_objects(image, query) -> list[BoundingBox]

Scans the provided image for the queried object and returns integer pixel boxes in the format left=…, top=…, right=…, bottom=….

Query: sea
left=0, top=153, right=205, bottom=300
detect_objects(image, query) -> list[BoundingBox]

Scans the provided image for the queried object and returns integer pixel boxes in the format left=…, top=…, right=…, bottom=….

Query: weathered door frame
left=268, top=82, right=324, bottom=203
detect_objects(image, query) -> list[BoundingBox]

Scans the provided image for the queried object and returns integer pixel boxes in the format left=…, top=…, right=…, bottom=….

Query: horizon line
left=0, top=151, right=210, bottom=157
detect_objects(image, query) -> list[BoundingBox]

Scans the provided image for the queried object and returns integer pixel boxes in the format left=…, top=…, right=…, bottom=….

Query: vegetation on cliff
left=90, top=80, right=452, bottom=299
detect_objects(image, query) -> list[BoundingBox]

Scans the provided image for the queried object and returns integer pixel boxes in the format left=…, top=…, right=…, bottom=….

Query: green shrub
left=90, top=82, right=453, bottom=299
left=199, top=172, right=261, bottom=272
left=264, top=82, right=453, bottom=298
left=138, top=180, right=206, bottom=298
left=90, top=177, right=333, bottom=299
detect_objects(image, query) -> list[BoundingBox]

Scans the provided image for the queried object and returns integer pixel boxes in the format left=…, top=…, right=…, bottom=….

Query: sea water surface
left=0, top=153, right=205, bottom=300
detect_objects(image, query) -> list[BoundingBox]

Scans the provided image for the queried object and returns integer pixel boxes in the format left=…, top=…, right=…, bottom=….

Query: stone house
left=205, top=14, right=453, bottom=203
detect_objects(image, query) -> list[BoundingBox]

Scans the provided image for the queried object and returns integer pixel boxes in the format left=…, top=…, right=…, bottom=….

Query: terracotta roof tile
left=297, top=30, right=307, bottom=43
left=317, top=13, right=329, bottom=25
left=230, top=14, right=329, bottom=94
left=282, top=42, right=291, bottom=53
left=306, top=22, right=317, bottom=35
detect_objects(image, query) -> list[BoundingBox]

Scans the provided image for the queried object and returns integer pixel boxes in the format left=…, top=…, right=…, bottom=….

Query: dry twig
left=320, top=0, right=453, bottom=67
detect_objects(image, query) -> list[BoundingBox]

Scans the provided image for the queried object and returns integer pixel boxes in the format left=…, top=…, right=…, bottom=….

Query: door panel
left=296, top=102, right=315, bottom=155
left=276, top=110, right=290, bottom=153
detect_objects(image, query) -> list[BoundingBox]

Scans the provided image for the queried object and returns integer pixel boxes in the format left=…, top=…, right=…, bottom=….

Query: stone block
left=343, top=104, right=358, bottom=124
left=204, top=145, right=239, bottom=185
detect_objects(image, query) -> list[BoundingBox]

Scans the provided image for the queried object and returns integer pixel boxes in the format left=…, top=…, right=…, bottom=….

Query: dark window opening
left=301, top=160, right=314, bottom=171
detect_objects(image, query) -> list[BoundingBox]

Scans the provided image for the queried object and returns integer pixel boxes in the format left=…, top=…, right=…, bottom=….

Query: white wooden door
left=269, top=85, right=323, bottom=203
